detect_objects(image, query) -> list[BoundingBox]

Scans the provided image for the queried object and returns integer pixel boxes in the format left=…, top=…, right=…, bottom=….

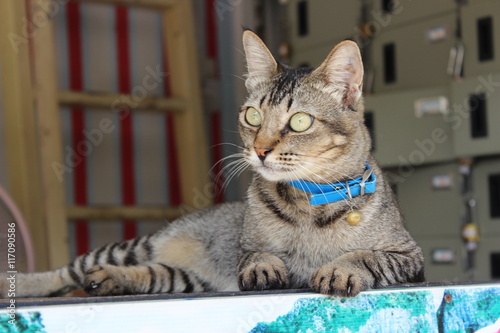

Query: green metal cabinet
left=450, top=71, right=500, bottom=157
left=461, top=0, right=500, bottom=77
left=287, top=0, right=360, bottom=54
left=369, top=12, right=457, bottom=93
left=365, top=87, right=454, bottom=167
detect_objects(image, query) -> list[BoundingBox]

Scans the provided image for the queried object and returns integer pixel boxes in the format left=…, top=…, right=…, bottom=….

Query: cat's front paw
left=83, top=265, right=128, bottom=296
left=310, top=265, right=366, bottom=297
left=238, top=261, right=289, bottom=291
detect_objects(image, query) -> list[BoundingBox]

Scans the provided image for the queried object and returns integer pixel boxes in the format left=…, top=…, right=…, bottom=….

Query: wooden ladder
left=0, top=0, right=209, bottom=270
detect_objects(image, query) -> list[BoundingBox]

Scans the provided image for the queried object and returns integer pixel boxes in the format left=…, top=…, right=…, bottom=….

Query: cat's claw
left=88, top=281, right=99, bottom=289
left=83, top=265, right=127, bottom=296
left=310, top=266, right=363, bottom=297
left=238, top=262, right=289, bottom=291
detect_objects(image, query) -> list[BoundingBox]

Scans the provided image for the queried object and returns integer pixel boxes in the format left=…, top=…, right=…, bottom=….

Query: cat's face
left=239, top=31, right=370, bottom=184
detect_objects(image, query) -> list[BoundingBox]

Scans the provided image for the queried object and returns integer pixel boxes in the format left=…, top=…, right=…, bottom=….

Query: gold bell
left=346, top=210, right=362, bottom=225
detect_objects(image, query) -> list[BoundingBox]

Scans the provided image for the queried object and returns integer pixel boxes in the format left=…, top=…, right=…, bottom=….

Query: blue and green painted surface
left=251, top=286, right=500, bottom=332
left=0, top=312, right=45, bottom=333
left=1, top=284, right=499, bottom=332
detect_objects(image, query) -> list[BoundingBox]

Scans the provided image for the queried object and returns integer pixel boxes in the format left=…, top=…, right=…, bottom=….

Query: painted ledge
left=1, top=283, right=500, bottom=332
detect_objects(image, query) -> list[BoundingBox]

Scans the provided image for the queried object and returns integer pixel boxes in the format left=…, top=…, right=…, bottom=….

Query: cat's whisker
left=224, top=129, right=241, bottom=135
left=233, top=46, right=245, bottom=57
left=295, top=145, right=362, bottom=161
left=289, top=159, right=339, bottom=187
left=315, top=171, right=357, bottom=211
left=298, top=159, right=358, bottom=184
left=295, top=165, right=334, bottom=205
left=222, top=161, right=249, bottom=191
left=211, top=142, right=246, bottom=150
left=230, top=73, right=246, bottom=82
left=296, top=160, right=341, bottom=185
left=289, top=169, right=308, bottom=193
left=296, top=164, right=356, bottom=212
left=219, top=165, right=242, bottom=191
left=220, top=71, right=245, bottom=81
left=210, top=153, right=245, bottom=176
left=291, top=168, right=315, bottom=215
left=219, top=152, right=250, bottom=187
left=220, top=159, right=245, bottom=179
left=296, top=167, right=334, bottom=216
left=298, top=164, right=353, bottom=200
left=215, top=157, right=246, bottom=182
left=212, top=155, right=247, bottom=189
left=295, top=153, right=332, bottom=161
left=213, top=153, right=245, bottom=166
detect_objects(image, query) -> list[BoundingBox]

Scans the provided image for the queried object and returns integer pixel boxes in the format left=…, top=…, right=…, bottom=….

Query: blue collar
left=288, top=162, right=376, bottom=205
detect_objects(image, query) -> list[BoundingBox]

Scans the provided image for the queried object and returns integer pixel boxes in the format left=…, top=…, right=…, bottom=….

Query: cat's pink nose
left=255, top=147, right=273, bottom=162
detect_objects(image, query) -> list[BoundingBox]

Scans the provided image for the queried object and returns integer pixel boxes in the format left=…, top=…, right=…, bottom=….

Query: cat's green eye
left=289, top=113, right=313, bottom=132
left=245, top=107, right=262, bottom=127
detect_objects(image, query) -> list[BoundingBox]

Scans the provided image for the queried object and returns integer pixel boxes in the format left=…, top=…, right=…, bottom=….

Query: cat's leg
left=83, top=263, right=213, bottom=296
left=84, top=232, right=237, bottom=296
left=1, top=202, right=244, bottom=298
left=237, top=252, right=289, bottom=291
left=1, top=235, right=156, bottom=297
left=0, top=268, right=80, bottom=298
left=309, top=249, right=425, bottom=297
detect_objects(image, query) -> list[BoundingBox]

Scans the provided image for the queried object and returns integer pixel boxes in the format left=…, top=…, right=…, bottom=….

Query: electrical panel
left=365, top=86, right=454, bottom=168
left=369, top=12, right=457, bottom=93
left=287, top=0, right=361, bottom=55
left=392, top=158, right=500, bottom=283
left=388, top=162, right=461, bottom=238
left=491, top=253, right=500, bottom=279
left=364, top=111, right=375, bottom=151
left=416, top=238, right=464, bottom=282
left=291, top=43, right=344, bottom=69
left=472, top=158, right=500, bottom=234
left=382, top=43, right=396, bottom=84
left=461, top=1, right=500, bottom=77
left=490, top=174, right=500, bottom=219
left=463, top=158, right=500, bottom=282
left=450, top=71, right=500, bottom=157
left=371, top=0, right=455, bottom=28
left=386, top=162, right=464, bottom=282
left=477, top=17, right=494, bottom=62
left=469, top=93, right=488, bottom=138
left=474, top=237, right=500, bottom=281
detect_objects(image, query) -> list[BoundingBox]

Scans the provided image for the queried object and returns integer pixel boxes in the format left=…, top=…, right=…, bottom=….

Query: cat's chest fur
left=242, top=178, right=376, bottom=286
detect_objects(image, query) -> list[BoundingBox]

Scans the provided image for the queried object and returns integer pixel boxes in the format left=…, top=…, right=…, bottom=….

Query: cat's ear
left=313, top=40, right=364, bottom=109
left=242, top=30, right=278, bottom=89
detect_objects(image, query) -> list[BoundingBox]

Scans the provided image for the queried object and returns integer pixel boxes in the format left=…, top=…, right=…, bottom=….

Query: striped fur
left=237, top=31, right=424, bottom=296
left=5, top=203, right=244, bottom=297
left=0, top=32, right=424, bottom=298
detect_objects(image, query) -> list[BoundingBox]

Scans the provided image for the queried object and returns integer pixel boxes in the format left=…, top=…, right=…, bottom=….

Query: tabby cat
left=1, top=31, right=424, bottom=298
